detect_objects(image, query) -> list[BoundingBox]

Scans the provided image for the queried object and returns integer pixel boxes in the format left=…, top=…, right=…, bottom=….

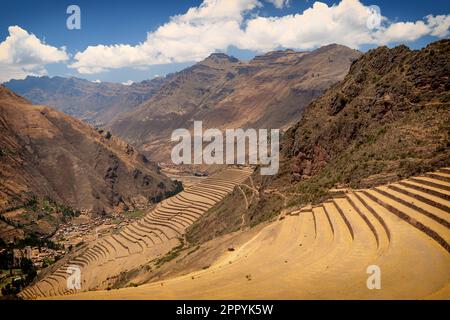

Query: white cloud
left=374, top=21, right=429, bottom=43
left=0, top=26, right=68, bottom=82
left=425, top=14, right=450, bottom=37
left=122, top=80, right=134, bottom=86
left=68, top=0, right=450, bottom=74
left=239, top=1, right=450, bottom=51
left=69, top=0, right=259, bottom=74
left=92, top=79, right=102, bottom=83
left=265, top=0, right=290, bottom=9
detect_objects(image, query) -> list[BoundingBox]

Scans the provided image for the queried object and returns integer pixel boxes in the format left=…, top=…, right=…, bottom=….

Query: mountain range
left=4, top=76, right=168, bottom=127
left=4, top=45, right=362, bottom=161
left=112, top=45, right=361, bottom=160
left=211, top=39, right=450, bottom=234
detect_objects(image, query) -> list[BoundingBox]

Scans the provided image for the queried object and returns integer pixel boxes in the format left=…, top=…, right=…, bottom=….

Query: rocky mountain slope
left=0, top=85, right=180, bottom=217
left=111, top=45, right=361, bottom=160
left=3, top=76, right=168, bottom=126
left=279, top=39, right=450, bottom=204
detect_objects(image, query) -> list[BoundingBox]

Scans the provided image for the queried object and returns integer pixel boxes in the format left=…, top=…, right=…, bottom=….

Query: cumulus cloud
left=424, top=14, right=450, bottom=37
left=239, top=1, right=450, bottom=51
left=69, top=0, right=450, bottom=74
left=265, top=0, right=291, bottom=9
left=0, top=26, right=68, bottom=82
left=69, top=0, right=259, bottom=73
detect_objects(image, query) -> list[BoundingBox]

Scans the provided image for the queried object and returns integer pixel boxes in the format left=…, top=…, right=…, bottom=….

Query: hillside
left=18, top=168, right=254, bottom=299
left=111, top=45, right=361, bottom=161
left=0, top=86, right=181, bottom=238
left=38, top=167, right=450, bottom=299
left=185, top=39, right=450, bottom=244
left=279, top=39, right=450, bottom=204
left=3, top=76, right=168, bottom=126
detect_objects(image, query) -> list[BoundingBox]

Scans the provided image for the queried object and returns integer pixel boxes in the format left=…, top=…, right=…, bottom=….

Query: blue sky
left=0, top=0, right=449, bottom=83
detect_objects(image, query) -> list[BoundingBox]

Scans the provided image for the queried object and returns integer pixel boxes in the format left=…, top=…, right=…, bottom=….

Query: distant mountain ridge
left=3, top=75, right=169, bottom=126
left=4, top=45, right=361, bottom=161
left=111, top=44, right=362, bottom=160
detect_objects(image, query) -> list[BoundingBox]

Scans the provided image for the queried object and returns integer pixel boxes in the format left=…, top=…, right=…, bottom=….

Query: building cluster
left=52, top=213, right=144, bottom=248
left=52, top=215, right=116, bottom=247
left=12, top=246, right=65, bottom=268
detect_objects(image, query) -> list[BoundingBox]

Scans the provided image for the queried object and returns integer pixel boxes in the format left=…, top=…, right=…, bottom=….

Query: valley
left=18, top=167, right=253, bottom=299
left=1, top=39, right=449, bottom=300
left=42, top=168, right=450, bottom=299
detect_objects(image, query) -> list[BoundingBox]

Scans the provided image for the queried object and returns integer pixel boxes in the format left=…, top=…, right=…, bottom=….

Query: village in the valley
left=1, top=209, right=147, bottom=293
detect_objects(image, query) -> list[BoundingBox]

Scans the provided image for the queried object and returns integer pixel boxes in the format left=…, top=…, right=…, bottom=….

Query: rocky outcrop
left=275, top=39, right=450, bottom=202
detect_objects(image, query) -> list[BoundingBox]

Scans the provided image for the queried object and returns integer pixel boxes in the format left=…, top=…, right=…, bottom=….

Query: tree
left=20, top=258, right=35, bottom=276
left=0, top=237, right=6, bottom=249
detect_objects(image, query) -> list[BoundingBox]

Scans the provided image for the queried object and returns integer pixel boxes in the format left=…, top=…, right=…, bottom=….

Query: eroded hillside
left=0, top=86, right=181, bottom=239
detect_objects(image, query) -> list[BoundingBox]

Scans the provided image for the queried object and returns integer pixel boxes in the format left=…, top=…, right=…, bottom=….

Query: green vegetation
left=152, top=180, right=184, bottom=203
left=2, top=197, right=80, bottom=219
left=276, top=40, right=450, bottom=209
left=42, top=257, right=54, bottom=268
left=1, top=197, right=81, bottom=247
left=124, top=209, right=144, bottom=219
left=110, top=268, right=142, bottom=289
left=247, top=193, right=284, bottom=228
left=0, top=233, right=60, bottom=297
left=0, top=257, right=37, bottom=297
left=0, top=214, right=23, bottom=229
left=186, top=181, right=284, bottom=245
left=14, top=234, right=62, bottom=250
left=285, top=105, right=450, bottom=207
left=154, top=240, right=184, bottom=267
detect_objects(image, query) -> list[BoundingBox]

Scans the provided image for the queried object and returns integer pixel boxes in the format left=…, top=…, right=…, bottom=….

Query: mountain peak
left=201, top=52, right=239, bottom=65
left=311, top=43, right=357, bottom=55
